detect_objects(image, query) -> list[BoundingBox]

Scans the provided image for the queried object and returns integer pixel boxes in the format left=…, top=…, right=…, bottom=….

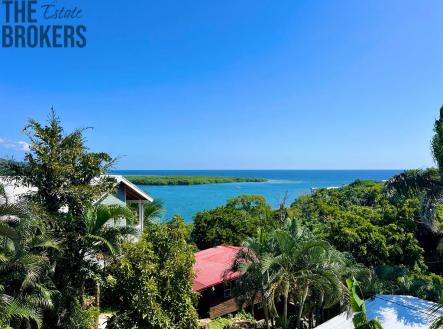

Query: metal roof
left=193, top=245, right=241, bottom=292
left=315, top=295, right=443, bottom=329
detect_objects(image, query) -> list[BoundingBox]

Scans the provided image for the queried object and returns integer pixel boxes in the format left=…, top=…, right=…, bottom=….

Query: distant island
left=125, top=175, right=268, bottom=185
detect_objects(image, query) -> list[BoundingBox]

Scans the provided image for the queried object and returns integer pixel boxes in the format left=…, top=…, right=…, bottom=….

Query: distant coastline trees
left=125, top=175, right=267, bottom=186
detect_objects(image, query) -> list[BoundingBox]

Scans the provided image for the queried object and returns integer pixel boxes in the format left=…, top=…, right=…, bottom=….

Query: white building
left=0, top=175, right=153, bottom=233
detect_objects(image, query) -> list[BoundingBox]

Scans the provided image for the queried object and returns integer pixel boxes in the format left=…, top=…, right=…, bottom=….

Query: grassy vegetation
left=209, top=312, right=256, bottom=329
left=124, top=175, right=267, bottom=185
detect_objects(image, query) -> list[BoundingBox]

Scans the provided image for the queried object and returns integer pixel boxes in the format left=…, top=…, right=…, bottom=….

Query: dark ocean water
left=111, top=170, right=402, bottom=223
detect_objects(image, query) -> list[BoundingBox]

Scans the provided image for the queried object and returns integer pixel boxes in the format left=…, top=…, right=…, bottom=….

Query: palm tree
left=0, top=184, right=58, bottom=328
left=83, top=204, right=136, bottom=328
left=231, top=219, right=354, bottom=329
left=84, top=204, right=136, bottom=260
left=268, top=219, right=351, bottom=328
left=229, top=228, right=276, bottom=329
left=142, top=199, right=165, bottom=227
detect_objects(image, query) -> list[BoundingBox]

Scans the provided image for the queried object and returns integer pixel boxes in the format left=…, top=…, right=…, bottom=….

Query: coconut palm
left=232, top=219, right=354, bottom=329
left=83, top=203, right=136, bottom=328
left=0, top=184, right=58, bottom=328
left=268, top=219, right=351, bottom=328
left=142, top=199, right=165, bottom=226
left=84, top=204, right=136, bottom=260
left=229, top=228, right=276, bottom=329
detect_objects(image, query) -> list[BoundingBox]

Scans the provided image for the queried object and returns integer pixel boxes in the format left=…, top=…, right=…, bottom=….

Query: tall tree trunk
left=250, top=291, right=257, bottom=317
left=94, top=281, right=100, bottom=329
left=263, top=296, right=270, bottom=329
left=297, top=285, right=309, bottom=329
left=283, top=282, right=289, bottom=329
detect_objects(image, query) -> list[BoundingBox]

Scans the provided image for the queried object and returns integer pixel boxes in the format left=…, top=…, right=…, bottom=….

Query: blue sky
left=0, top=0, right=442, bottom=169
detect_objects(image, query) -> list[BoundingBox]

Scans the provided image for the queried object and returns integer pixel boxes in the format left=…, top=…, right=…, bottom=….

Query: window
left=223, top=287, right=232, bottom=299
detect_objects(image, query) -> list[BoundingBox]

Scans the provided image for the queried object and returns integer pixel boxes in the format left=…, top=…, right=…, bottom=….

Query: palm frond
left=86, top=234, right=117, bottom=256
left=430, top=316, right=443, bottom=329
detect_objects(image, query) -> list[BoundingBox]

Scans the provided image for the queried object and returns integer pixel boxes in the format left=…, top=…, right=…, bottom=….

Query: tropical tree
left=231, top=219, right=358, bottom=329
left=84, top=204, right=136, bottom=260
left=229, top=228, right=276, bottom=329
left=83, top=203, right=136, bottom=327
left=431, top=317, right=443, bottom=329
left=0, top=184, right=58, bottom=328
left=268, top=219, right=351, bottom=328
left=106, top=216, right=199, bottom=329
left=13, top=110, right=116, bottom=328
left=128, top=198, right=165, bottom=228
left=191, top=195, right=277, bottom=250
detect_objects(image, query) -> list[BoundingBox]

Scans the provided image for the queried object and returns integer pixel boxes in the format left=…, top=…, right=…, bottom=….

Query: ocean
left=111, top=170, right=402, bottom=223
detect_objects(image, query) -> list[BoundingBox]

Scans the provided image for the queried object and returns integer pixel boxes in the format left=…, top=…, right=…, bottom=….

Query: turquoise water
left=111, top=170, right=402, bottom=223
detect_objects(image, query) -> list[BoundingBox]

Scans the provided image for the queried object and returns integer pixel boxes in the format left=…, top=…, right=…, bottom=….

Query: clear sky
left=0, top=0, right=442, bottom=169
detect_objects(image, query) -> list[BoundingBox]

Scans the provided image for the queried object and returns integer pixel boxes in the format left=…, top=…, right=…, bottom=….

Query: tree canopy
left=191, top=194, right=277, bottom=250
left=106, top=217, right=198, bottom=329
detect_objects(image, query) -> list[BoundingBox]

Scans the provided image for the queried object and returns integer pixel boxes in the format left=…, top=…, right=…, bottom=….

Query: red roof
left=193, top=245, right=241, bottom=292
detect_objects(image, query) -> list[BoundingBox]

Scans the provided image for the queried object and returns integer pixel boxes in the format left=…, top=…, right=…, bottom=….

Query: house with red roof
left=193, top=245, right=242, bottom=319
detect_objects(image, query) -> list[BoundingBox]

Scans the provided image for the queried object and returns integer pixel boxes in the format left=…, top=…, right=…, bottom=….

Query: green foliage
left=128, top=198, right=165, bottom=227
left=0, top=159, right=25, bottom=176
left=191, top=195, right=277, bottom=250
left=432, top=105, right=443, bottom=173
left=384, top=106, right=443, bottom=232
left=431, top=316, right=443, bottom=329
left=226, top=194, right=272, bottom=220
left=85, top=204, right=136, bottom=258
left=347, top=278, right=384, bottom=329
left=12, top=111, right=117, bottom=328
left=0, top=187, right=57, bottom=329
left=289, top=178, right=443, bottom=305
left=328, top=212, right=423, bottom=267
left=229, top=229, right=275, bottom=324
left=69, top=302, right=99, bottom=329
left=125, top=175, right=267, bottom=185
left=17, top=111, right=116, bottom=214
left=291, top=180, right=425, bottom=269
left=209, top=312, right=256, bottom=329
left=374, top=265, right=443, bottom=302
left=231, top=219, right=360, bottom=329
left=107, top=217, right=198, bottom=329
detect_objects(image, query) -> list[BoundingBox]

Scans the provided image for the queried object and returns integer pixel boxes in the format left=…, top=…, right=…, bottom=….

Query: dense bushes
left=290, top=179, right=443, bottom=301
left=106, top=217, right=198, bottom=329
left=191, top=195, right=277, bottom=250
left=291, top=180, right=424, bottom=268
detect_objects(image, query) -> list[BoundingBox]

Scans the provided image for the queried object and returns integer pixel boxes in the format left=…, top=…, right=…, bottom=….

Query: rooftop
left=193, top=245, right=241, bottom=292
left=315, top=294, right=443, bottom=329
left=0, top=175, right=153, bottom=204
